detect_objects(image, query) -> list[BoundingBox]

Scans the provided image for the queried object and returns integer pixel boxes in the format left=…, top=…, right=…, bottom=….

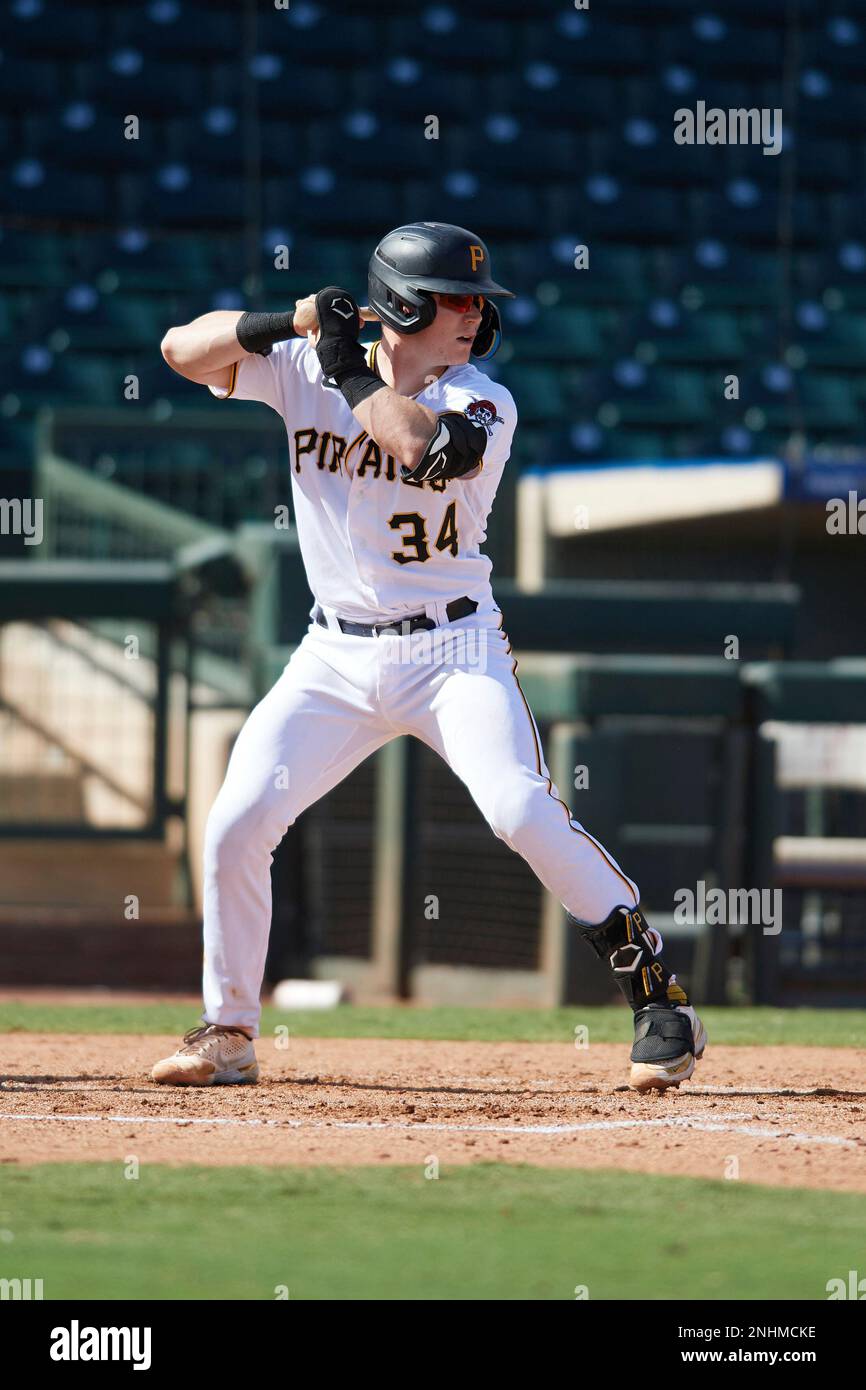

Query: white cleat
left=629, top=1004, right=707, bottom=1092
left=151, top=1024, right=259, bottom=1087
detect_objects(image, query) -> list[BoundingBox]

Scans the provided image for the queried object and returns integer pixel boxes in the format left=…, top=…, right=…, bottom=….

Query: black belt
left=314, top=595, right=478, bottom=637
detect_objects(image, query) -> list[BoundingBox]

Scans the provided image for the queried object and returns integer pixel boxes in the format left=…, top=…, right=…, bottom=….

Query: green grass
left=1, top=1163, right=863, bottom=1300
left=0, top=1001, right=863, bottom=1046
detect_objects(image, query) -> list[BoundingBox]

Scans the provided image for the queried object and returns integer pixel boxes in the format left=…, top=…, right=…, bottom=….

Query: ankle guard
left=570, top=904, right=689, bottom=1010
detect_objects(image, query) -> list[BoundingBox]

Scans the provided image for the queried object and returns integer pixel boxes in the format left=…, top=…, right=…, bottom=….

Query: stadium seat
left=504, top=71, right=617, bottom=128
left=308, top=118, right=451, bottom=181
left=117, top=171, right=243, bottom=229
left=618, top=303, right=745, bottom=364
left=521, top=12, right=647, bottom=74
left=0, top=57, right=63, bottom=110
left=113, top=6, right=239, bottom=58
left=6, top=2, right=103, bottom=54
left=548, top=183, right=685, bottom=244
left=579, top=363, right=709, bottom=426
left=455, top=122, right=579, bottom=185
left=354, top=64, right=478, bottom=122
left=799, top=242, right=866, bottom=310
left=783, top=302, right=866, bottom=367
left=543, top=245, right=649, bottom=307
left=403, top=178, right=539, bottom=237
left=75, top=56, right=205, bottom=116
left=658, top=16, right=784, bottom=76
left=264, top=176, right=400, bottom=233
left=501, top=304, right=605, bottom=362
left=497, top=365, right=568, bottom=424
left=655, top=242, right=785, bottom=309
left=259, top=8, right=380, bottom=65
left=23, top=109, right=159, bottom=172
left=384, top=14, right=513, bottom=67
left=690, top=189, right=822, bottom=248
left=2, top=165, right=109, bottom=222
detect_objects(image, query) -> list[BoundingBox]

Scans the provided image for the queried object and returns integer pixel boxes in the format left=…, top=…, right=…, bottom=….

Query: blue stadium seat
left=0, top=57, right=65, bottom=110
left=496, top=365, right=567, bottom=424
left=384, top=13, right=513, bottom=67
left=264, top=176, right=401, bottom=233
left=23, top=108, right=159, bottom=171
left=259, top=6, right=379, bottom=64
left=792, top=137, right=855, bottom=191
left=502, top=70, right=617, bottom=128
left=658, top=15, right=784, bottom=76
left=538, top=243, right=648, bottom=306
left=5, top=1, right=103, bottom=54
left=788, top=304, right=866, bottom=370
left=540, top=424, right=669, bottom=464
left=354, top=62, right=478, bottom=121
left=501, top=302, right=605, bottom=362
left=211, top=59, right=341, bottom=117
left=0, top=230, right=73, bottom=288
left=113, top=5, right=239, bottom=58
left=617, top=302, right=745, bottom=364
left=403, top=176, right=539, bottom=236
left=548, top=182, right=685, bottom=244
left=690, top=188, right=822, bottom=247
left=579, top=362, right=709, bottom=426
left=306, top=117, right=453, bottom=180
left=455, top=120, right=579, bottom=185
left=117, top=170, right=243, bottom=229
left=799, top=73, right=866, bottom=137
left=810, top=16, right=866, bottom=76
left=162, top=112, right=246, bottom=175
left=603, top=119, right=720, bottom=188
left=655, top=241, right=785, bottom=308
left=1, top=163, right=109, bottom=222
left=76, top=55, right=205, bottom=115
left=518, top=11, right=646, bottom=74
left=797, top=242, right=866, bottom=310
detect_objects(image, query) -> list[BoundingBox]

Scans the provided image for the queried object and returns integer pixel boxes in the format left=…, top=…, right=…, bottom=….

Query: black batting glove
left=314, top=285, right=386, bottom=408
left=314, top=286, right=364, bottom=383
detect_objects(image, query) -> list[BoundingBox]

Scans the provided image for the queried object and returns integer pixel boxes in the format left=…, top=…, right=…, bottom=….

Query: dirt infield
left=1, top=1034, right=864, bottom=1193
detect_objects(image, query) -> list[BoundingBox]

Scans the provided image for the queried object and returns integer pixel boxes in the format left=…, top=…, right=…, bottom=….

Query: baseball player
left=154, top=222, right=706, bottom=1092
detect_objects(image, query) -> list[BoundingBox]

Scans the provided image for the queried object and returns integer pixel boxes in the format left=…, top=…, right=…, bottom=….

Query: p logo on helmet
left=366, top=222, right=514, bottom=354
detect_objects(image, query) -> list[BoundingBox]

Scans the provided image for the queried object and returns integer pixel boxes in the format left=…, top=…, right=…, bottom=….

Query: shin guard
left=569, top=904, right=689, bottom=1011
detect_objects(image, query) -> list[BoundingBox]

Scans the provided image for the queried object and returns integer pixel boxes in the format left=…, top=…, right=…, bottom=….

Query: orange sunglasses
left=436, top=292, right=485, bottom=313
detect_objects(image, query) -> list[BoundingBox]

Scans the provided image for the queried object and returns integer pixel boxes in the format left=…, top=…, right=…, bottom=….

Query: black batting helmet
left=367, top=222, right=515, bottom=344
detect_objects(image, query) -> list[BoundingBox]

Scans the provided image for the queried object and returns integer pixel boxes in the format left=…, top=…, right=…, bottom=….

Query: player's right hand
left=293, top=295, right=320, bottom=341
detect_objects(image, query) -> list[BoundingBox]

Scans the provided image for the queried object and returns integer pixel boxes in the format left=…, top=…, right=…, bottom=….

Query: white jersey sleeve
left=430, top=371, right=518, bottom=483
left=207, top=337, right=309, bottom=415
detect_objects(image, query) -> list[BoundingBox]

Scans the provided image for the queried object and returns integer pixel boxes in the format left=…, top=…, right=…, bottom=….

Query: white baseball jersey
left=209, top=337, right=517, bottom=623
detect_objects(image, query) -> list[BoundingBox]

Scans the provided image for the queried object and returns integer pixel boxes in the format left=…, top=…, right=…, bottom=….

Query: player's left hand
left=314, top=286, right=366, bottom=385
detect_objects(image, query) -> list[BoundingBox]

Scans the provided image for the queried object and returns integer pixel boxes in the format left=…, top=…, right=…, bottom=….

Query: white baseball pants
left=202, top=600, right=639, bottom=1034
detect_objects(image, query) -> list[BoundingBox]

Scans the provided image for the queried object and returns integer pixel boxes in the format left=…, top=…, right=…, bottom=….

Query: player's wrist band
left=235, top=310, right=296, bottom=357
left=335, top=367, right=387, bottom=409
left=317, top=335, right=386, bottom=408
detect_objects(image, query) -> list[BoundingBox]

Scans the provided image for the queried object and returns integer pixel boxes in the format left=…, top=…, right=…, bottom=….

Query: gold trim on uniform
left=496, top=613, right=639, bottom=906
left=220, top=360, right=239, bottom=400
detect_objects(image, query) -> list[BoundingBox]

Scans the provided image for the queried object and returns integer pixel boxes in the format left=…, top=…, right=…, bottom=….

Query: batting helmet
left=367, top=222, right=515, bottom=353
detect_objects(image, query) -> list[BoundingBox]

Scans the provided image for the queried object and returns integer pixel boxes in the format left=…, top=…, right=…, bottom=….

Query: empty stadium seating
left=2, top=0, right=865, bottom=515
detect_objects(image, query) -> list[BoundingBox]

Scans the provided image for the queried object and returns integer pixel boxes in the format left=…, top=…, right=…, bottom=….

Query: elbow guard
left=401, top=411, right=487, bottom=484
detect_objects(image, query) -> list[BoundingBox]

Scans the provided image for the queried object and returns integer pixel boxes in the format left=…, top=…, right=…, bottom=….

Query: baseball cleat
left=151, top=1024, right=259, bottom=1086
left=628, top=1004, right=706, bottom=1092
